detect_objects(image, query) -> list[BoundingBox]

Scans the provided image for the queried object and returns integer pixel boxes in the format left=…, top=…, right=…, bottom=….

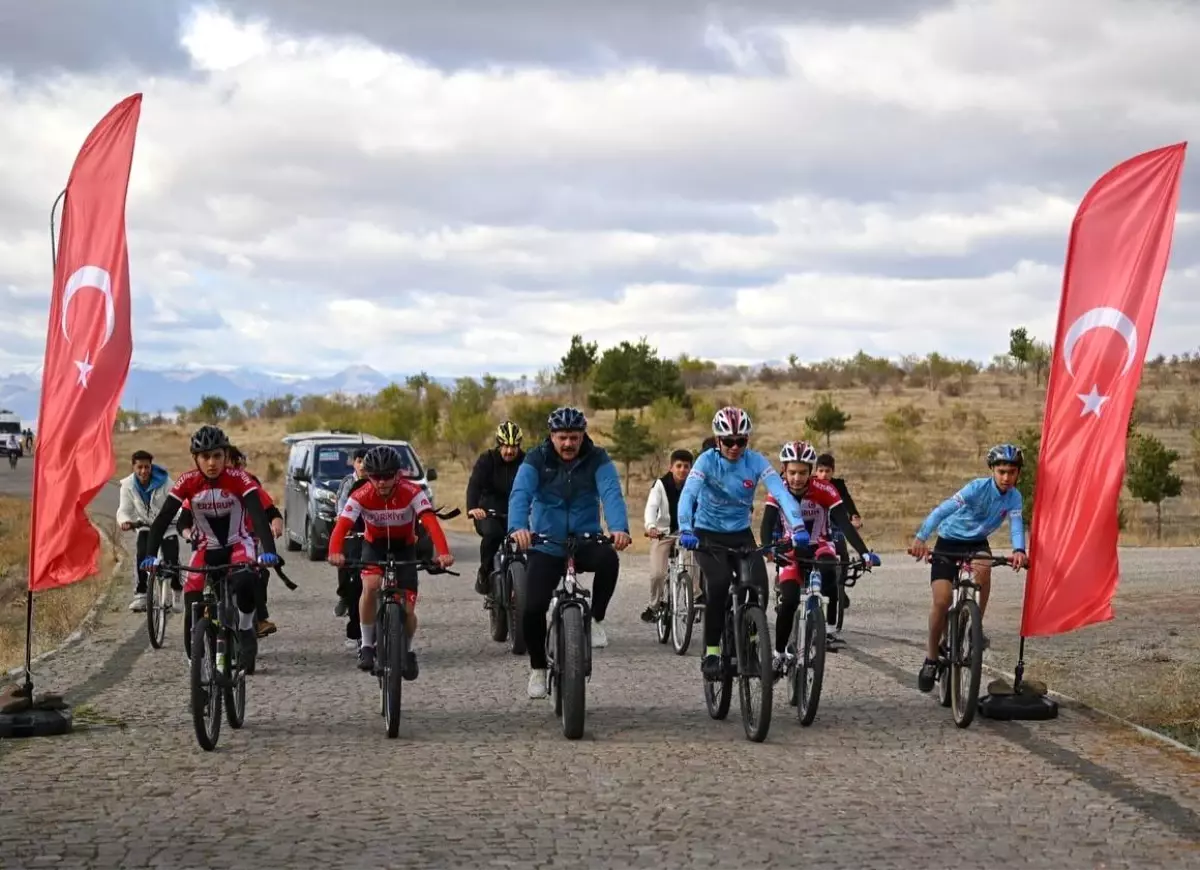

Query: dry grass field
left=0, top=496, right=118, bottom=672
left=111, top=366, right=1200, bottom=555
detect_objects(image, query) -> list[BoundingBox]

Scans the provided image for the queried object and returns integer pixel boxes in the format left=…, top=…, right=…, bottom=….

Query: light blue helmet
left=987, top=443, right=1024, bottom=469
left=547, top=406, right=587, bottom=432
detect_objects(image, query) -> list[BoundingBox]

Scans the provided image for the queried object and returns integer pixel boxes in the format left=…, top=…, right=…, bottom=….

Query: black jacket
left=828, top=476, right=860, bottom=521
left=466, top=447, right=525, bottom=531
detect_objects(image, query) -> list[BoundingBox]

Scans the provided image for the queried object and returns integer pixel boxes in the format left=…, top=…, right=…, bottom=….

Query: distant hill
left=0, top=365, right=514, bottom=429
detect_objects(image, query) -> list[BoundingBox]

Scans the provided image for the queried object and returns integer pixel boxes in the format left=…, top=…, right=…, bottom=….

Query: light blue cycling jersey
left=916, top=477, right=1025, bottom=550
left=678, top=447, right=804, bottom=535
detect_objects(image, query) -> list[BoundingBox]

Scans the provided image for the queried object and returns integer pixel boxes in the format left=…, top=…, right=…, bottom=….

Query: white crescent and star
left=60, top=265, right=115, bottom=389
left=1060, top=306, right=1138, bottom=419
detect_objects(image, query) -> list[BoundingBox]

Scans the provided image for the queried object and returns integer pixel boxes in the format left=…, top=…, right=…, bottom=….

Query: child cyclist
left=761, top=441, right=880, bottom=670
left=327, top=445, right=455, bottom=679
left=909, top=443, right=1027, bottom=693
left=677, top=407, right=810, bottom=681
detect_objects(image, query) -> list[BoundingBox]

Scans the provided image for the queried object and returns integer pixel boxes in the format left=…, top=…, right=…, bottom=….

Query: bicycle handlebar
left=525, top=532, right=617, bottom=547
left=914, top=549, right=1025, bottom=570
left=154, top=557, right=299, bottom=590
left=339, top=558, right=460, bottom=577
left=693, top=538, right=793, bottom=558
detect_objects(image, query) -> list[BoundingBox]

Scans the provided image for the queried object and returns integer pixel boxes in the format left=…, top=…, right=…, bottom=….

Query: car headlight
left=314, top=488, right=336, bottom=504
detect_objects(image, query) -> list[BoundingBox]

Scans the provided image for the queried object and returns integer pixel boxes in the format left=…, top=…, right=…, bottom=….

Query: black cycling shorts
left=929, top=536, right=990, bottom=584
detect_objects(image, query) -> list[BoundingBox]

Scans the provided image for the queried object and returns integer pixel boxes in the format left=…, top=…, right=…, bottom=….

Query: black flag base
left=0, top=683, right=74, bottom=739
left=978, top=677, right=1059, bottom=721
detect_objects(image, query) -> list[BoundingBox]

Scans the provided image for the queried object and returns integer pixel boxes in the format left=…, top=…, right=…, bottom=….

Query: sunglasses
left=720, top=437, right=748, bottom=449
left=368, top=473, right=395, bottom=482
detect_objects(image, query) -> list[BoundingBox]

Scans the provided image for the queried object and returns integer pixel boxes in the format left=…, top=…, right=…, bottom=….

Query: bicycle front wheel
left=223, top=626, right=246, bottom=729
left=671, top=571, right=694, bottom=655
left=950, top=599, right=984, bottom=728
left=146, top=573, right=168, bottom=649
left=703, top=621, right=733, bottom=721
left=559, top=606, right=588, bottom=740
left=795, top=606, right=826, bottom=727
left=190, top=618, right=221, bottom=751
left=508, top=561, right=528, bottom=656
left=737, top=605, right=774, bottom=742
left=383, top=602, right=406, bottom=738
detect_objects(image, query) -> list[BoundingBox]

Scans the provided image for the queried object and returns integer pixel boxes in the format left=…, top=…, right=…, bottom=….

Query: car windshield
left=313, top=443, right=423, bottom=482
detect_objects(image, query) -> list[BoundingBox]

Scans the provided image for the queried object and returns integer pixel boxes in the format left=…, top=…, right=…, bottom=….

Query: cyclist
left=677, top=407, right=809, bottom=680
left=116, top=450, right=180, bottom=612
left=466, top=420, right=526, bottom=595
left=641, top=448, right=695, bottom=622
left=814, top=452, right=863, bottom=612
left=177, top=445, right=283, bottom=638
left=327, top=445, right=455, bottom=677
left=333, top=446, right=369, bottom=648
left=761, top=440, right=880, bottom=668
left=909, top=443, right=1027, bottom=693
left=507, top=406, right=631, bottom=700
left=140, top=425, right=281, bottom=674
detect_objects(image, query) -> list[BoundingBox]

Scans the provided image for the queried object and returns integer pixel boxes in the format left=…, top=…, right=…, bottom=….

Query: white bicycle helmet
left=779, top=440, right=818, bottom=467
left=711, top=406, right=753, bottom=438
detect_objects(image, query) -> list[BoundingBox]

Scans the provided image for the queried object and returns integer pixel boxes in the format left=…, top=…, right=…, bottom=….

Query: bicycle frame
left=698, top=539, right=790, bottom=676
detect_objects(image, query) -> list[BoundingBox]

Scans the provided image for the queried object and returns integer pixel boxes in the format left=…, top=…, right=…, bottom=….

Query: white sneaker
left=527, top=669, right=548, bottom=699
left=591, top=621, right=608, bottom=649
left=128, top=593, right=148, bottom=613
left=344, top=638, right=360, bottom=652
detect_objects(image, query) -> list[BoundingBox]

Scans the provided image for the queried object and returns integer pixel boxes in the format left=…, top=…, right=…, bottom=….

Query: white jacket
left=116, top=468, right=178, bottom=535
left=644, top=478, right=672, bottom=532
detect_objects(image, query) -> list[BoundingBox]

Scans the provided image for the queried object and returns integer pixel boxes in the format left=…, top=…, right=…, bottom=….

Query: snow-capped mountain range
left=0, top=364, right=513, bottom=428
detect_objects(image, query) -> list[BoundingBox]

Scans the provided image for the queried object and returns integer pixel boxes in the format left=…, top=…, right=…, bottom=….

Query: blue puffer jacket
left=507, top=435, right=630, bottom=557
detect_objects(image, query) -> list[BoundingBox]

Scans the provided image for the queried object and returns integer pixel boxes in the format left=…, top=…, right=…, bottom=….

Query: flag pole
left=18, top=188, right=68, bottom=701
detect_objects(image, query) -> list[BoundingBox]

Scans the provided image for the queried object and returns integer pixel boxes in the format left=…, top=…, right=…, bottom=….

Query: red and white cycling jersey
left=337, top=479, right=434, bottom=547
left=766, top=478, right=843, bottom=542
left=169, top=468, right=260, bottom=553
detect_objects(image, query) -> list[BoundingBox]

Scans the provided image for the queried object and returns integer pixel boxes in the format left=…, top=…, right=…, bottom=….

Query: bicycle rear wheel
left=190, top=618, right=221, bottom=751
left=950, top=599, right=983, bottom=728
left=224, top=626, right=246, bottom=729
left=737, top=604, right=774, bottom=742
left=795, top=606, right=826, bottom=727
left=147, top=573, right=168, bottom=649
left=703, top=621, right=733, bottom=721
left=383, top=602, right=405, bottom=738
left=559, top=606, right=587, bottom=740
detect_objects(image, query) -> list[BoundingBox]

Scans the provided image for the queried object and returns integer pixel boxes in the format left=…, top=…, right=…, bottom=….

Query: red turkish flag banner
left=1022, top=143, right=1187, bottom=637
left=28, top=93, right=143, bottom=593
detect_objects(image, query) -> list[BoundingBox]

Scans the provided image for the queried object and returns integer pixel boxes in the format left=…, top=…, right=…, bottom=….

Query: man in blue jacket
left=508, top=406, right=632, bottom=699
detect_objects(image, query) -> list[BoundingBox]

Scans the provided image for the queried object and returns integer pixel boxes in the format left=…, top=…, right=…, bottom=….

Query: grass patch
left=0, top=496, right=118, bottom=673
left=71, top=702, right=127, bottom=729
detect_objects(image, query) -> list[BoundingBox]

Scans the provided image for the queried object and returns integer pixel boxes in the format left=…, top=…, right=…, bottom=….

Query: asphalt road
left=0, top=454, right=120, bottom=516
left=1, top=533, right=1199, bottom=869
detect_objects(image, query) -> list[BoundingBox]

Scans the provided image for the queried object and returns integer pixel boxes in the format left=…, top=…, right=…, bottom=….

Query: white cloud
left=0, top=0, right=1198, bottom=380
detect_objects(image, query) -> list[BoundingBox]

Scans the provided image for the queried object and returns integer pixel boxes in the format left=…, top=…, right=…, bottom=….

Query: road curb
left=981, top=658, right=1200, bottom=760
left=3, top=520, right=126, bottom=681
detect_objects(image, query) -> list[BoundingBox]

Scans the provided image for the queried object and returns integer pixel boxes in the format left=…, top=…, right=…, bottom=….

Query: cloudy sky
left=1, top=0, right=1197, bottom=379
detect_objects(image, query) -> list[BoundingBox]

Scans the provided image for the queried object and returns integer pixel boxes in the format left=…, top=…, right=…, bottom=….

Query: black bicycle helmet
left=190, top=425, right=230, bottom=455
left=495, top=420, right=523, bottom=446
left=547, top=406, right=587, bottom=432
left=363, top=445, right=402, bottom=476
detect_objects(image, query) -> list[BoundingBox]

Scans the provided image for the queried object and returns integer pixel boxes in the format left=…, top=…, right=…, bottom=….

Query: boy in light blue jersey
left=909, top=443, right=1028, bottom=692
left=677, top=406, right=810, bottom=680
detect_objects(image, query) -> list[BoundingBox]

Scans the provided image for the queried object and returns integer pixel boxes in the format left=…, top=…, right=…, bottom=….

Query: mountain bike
left=647, top=535, right=698, bottom=654
left=164, top=557, right=295, bottom=751
left=526, top=532, right=613, bottom=741
left=339, top=553, right=458, bottom=739
left=479, top=509, right=527, bottom=654
left=695, top=539, right=791, bottom=743
left=132, top=522, right=182, bottom=650
left=778, top=552, right=871, bottom=726
left=922, top=550, right=1020, bottom=728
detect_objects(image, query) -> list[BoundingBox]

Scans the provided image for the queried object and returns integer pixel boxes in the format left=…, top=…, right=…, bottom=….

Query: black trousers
left=522, top=543, right=619, bottom=670
left=134, top=530, right=179, bottom=593
left=773, top=548, right=839, bottom=653
left=336, top=536, right=364, bottom=639
left=691, top=528, right=769, bottom=650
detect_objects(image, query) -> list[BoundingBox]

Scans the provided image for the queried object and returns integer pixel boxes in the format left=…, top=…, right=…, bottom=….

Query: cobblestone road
left=3, top=537, right=1200, bottom=869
